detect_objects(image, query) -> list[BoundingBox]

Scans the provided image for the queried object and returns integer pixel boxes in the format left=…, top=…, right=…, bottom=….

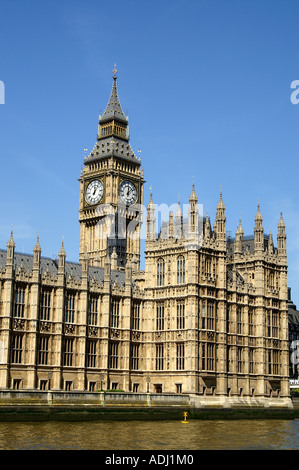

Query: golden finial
left=113, top=64, right=118, bottom=78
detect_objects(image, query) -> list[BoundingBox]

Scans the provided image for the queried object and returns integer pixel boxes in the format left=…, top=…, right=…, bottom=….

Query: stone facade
left=0, top=68, right=290, bottom=402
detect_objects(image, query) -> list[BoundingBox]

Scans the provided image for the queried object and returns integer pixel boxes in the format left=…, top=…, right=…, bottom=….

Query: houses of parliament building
left=0, top=67, right=291, bottom=404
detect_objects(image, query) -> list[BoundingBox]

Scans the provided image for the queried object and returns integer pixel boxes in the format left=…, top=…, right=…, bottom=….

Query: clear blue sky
left=0, top=0, right=299, bottom=304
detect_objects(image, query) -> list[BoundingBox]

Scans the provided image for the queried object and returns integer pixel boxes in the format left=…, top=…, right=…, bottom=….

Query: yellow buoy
left=181, top=411, right=189, bottom=424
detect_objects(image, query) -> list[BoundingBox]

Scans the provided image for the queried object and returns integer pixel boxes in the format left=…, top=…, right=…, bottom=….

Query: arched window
left=177, top=256, right=185, bottom=284
left=157, top=258, right=165, bottom=286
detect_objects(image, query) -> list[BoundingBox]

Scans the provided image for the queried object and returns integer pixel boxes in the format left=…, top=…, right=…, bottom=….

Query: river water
left=0, top=418, right=298, bottom=450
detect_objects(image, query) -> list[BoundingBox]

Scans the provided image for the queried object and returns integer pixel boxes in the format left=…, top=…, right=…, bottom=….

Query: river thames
left=0, top=418, right=298, bottom=450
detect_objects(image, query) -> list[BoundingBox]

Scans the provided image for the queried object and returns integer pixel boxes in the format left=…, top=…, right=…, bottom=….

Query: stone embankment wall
left=0, top=391, right=296, bottom=421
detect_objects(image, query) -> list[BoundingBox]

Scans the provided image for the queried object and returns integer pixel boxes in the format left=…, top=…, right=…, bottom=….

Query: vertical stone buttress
left=27, top=236, right=41, bottom=389
left=254, top=205, right=266, bottom=396
left=123, top=260, right=132, bottom=391
left=77, top=253, right=89, bottom=390
left=102, top=254, right=111, bottom=389
left=52, top=240, right=66, bottom=390
left=277, top=212, right=289, bottom=397
left=0, top=232, right=15, bottom=388
left=214, top=192, right=227, bottom=396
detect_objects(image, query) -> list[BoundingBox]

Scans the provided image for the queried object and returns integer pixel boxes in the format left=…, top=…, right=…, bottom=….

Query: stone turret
left=204, top=212, right=211, bottom=240
left=254, top=203, right=264, bottom=253
left=58, top=238, right=66, bottom=276
left=33, top=235, right=41, bottom=270
left=6, top=230, right=15, bottom=269
left=268, top=230, right=274, bottom=254
left=146, top=190, right=156, bottom=241
left=188, top=181, right=199, bottom=235
left=175, top=200, right=183, bottom=239
left=234, top=219, right=244, bottom=255
left=214, top=190, right=226, bottom=244
left=277, top=211, right=287, bottom=259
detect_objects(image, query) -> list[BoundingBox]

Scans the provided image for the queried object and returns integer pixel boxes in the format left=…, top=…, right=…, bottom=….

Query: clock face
left=119, top=180, right=137, bottom=205
left=85, top=179, right=104, bottom=205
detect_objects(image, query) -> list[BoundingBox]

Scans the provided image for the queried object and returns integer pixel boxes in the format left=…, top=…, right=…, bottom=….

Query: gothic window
left=207, top=302, right=215, bottom=330
left=267, top=313, right=271, bottom=337
left=40, top=289, right=51, bottom=321
left=11, top=334, right=23, bottom=363
left=14, top=285, right=25, bottom=318
left=272, top=310, right=279, bottom=338
left=13, top=379, right=22, bottom=390
left=111, top=298, right=120, bottom=328
left=109, top=342, right=119, bottom=369
left=202, top=300, right=206, bottom=329
left=89, top=382, right=96, bottom=392
left=65, top=381, right=73, bottom=391
left=131, top=344, right=140, bottom=370
left=269, top=271, right=275, bottom=289
left=155, top=344, right=164, bottom=370
left=237, top=307, right=243, bottom=334
left=202, top=342, right=215, bottom=371
left=40, top=380, right=48, bottom=391
left=177, top=256, right=185, bottom=284
left=156, top=302, right=165, bottom=330
left=157, top=258, right=165, bottom=286
left=273, top=349, right=279, bottom=375
left=63, top=338, right=74, bottom=366
left=176, top=300, right=185, bottom=329
left=132, top=302, right=140, bottom=330
left=176, top=343, right=185, bottom=370
left=267, top=310, right=279, bottom=338
left=237, top=347, right=244, bottom=373
left=89, top=296, right=98, bottom=326
left=204, top=256, right=212, bottom=276
left=248, top=309, right=254, bottom=336
left=38, top=336, right=49, bottom=365
left=87, top=340, right=97, bottom=368
left=249, top=348, right=254, bottom=374
left=227, top=346, right=233, bottom=373
left=65, top=293, right=75, bottom=323
left=268, top=349, right=279, bottom=375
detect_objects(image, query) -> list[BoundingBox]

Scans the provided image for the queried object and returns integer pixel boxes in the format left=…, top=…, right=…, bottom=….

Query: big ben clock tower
left=79, top=66, right=144, bottom=269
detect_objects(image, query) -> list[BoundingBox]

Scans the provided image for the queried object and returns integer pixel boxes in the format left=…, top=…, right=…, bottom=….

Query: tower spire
left=99, top=64, right=127, bottom=125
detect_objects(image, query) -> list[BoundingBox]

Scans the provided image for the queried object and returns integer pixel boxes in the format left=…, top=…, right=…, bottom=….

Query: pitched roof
left=85, top=136, right=139, bottom=164
left=0, top=249, right=126, bottom=286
